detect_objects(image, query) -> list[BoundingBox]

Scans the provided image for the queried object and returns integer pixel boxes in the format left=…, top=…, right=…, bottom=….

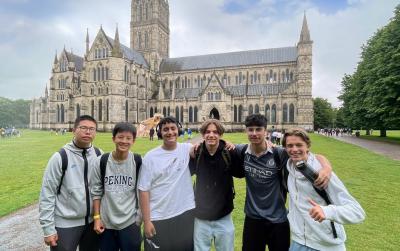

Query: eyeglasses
left=78, top=126, right=96, bottom=133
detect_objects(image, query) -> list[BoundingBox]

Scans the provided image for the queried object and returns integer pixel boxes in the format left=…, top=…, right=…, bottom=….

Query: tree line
left=0, top=97, right=31, bottom=128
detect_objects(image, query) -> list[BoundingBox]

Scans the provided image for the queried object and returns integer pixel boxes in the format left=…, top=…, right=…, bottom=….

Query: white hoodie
left=286, top=153, right=365, bottom=251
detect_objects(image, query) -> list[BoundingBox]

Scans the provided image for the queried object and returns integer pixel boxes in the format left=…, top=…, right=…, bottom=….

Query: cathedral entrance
left=209, top=108, right=220, bottom=120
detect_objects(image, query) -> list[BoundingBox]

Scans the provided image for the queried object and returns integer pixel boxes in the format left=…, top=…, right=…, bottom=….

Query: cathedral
left=30, top=0, right=313, bottom=132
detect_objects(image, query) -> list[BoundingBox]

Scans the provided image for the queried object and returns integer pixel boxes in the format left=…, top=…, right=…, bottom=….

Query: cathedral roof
left=163, top=83, right=291, bottom=100
left=160, top=47, right=297, bottom=72
left=105, top=36, right=149, bottom=68
left=65, top=52, right=84, bottom=71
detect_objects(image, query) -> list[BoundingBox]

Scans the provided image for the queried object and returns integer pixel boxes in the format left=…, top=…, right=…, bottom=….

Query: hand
left=308, top=199, right=326, bottom=222
left=93, top=219, right=105, bottom=234
left=266, top=140, right=275, bottom=149
left=193, top=143, right=201, bottom=153
left=225, top=141, right=235, bottom=151
left=144, top=221, right=157, bottom=238
left=314, top=167, right=331, bottom=189
left=44, top=234, right=58, bottom=246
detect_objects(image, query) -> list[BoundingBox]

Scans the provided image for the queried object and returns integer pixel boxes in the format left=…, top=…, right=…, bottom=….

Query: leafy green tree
left=339, top=4, right=400, bottom=136
left=0, top=97, right=31, bottom=128
left=313, top=97, right=335, bottom=130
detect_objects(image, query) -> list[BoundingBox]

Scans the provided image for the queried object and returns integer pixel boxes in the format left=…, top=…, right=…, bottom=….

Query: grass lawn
left=359, top=130, right=400, bottom=145
left=0, top=130, right=399, bottom=250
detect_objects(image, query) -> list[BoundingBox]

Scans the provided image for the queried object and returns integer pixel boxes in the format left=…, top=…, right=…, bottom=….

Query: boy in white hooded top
left=282, top=128, right=365, bottom=251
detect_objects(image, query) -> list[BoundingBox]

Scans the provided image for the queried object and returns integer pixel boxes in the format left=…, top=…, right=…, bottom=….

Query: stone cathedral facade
left=30, top=0, right=313, bottom=132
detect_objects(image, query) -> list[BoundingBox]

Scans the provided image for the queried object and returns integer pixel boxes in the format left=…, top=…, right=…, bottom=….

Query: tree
left=313, top=97, right=335, bottom=130
left=338, top=4, right=400, bottom=136
left=0, top=97, right=31, bottom=128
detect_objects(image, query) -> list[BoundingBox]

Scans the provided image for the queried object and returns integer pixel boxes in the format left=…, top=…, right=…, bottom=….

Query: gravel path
left=0, top=137, right=204, bottom=251
left=328, top=134, right=400, bottom=161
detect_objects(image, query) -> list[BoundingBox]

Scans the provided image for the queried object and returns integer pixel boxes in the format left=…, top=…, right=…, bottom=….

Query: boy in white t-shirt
left=138, top=116, right=195, bottom=251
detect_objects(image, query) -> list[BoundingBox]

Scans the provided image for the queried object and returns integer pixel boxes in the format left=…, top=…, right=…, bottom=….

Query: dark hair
left=282, top=128, right=311, bottom=148
left=157, top=116, right=180, bottom=131
left=112, top=122, right=137, bottom=138
left=245, top=114, right=267, bottom=128
left=199, top=119, right=225, bottom=136
left=74, top=115, right=97, bottom=129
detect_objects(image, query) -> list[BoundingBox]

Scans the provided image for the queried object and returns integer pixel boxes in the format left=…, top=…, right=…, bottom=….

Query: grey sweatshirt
left=91, top=152, right=141, bottom=230
left=39, top=142, right=101, bottom=237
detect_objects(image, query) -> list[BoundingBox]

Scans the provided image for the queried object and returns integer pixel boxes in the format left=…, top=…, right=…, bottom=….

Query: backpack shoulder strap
left=57, top=148, right=68, bottom=195
left=100, top=153, right=110, bottom=190
left=133, top=153, right=142, bottom=210
left=221, top=148, right=232, bottom=168
left=94, top=147, right=101, bottom=156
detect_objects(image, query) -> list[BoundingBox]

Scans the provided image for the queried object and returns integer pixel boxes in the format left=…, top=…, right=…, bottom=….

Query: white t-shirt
left=138, top=143, right=195, bottom=221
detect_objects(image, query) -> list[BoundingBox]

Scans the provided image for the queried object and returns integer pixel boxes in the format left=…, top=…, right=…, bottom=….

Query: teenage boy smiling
left=91, top=122, right=142, bottom=251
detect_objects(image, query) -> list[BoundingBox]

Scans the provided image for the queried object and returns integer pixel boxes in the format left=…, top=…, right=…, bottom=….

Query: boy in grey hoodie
left=282, top=128, right=365, bottom=251
left=39, top=115, right=101, bottom=251
left=91, top=122, right=142, bottom=251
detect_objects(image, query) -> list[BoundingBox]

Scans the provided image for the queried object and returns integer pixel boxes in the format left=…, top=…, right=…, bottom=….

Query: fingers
left=308, top=198, right=318, bottom=207
left=314, top=175, right=329, bottom=189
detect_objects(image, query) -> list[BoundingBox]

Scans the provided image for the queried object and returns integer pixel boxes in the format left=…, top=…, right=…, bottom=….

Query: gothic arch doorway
left=209, top=108, right=220, bottom=120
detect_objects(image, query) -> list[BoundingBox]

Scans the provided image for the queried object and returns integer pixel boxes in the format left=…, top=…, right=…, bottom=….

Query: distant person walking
left=149, top=127, right=155, bottom=141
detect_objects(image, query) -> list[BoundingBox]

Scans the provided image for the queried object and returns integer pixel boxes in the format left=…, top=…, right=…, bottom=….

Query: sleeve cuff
left=321, top=205, right=335, bottom=221
left=43, top=225, right=57, bottom=237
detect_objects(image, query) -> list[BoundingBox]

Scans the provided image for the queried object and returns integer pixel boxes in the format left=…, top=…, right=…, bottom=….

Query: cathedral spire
left=86, top=28, right=90, bottom=55
left=299, top=12, right=311, bottom=42
left=112, top=24, right=123, bottom=58
left=53, top=50, right=58, bottom=64
left=45, top=85, right=48, bottom=98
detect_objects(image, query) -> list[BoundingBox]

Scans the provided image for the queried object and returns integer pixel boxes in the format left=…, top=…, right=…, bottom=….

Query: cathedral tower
left=296, top=13, right=313, bottom=130
left=130, top=0, right=170, bottom=71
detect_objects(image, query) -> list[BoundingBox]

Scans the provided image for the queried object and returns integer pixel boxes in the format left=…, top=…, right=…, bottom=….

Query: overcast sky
left=0, top=0, right=398, bottom=107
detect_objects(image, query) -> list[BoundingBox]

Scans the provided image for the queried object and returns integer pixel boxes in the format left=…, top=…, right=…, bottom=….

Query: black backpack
left=99, top=153, right=142, bottom=209
left=57, top=147, right=101, bottom=195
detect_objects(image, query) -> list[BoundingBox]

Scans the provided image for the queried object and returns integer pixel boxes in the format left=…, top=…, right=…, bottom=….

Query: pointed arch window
left=189, top=106, right=193, bottom=123
left=175, top=106, right=179, bottom=121
left=265, top=104, right=270, bottom=122
left=255, top=104, right=260, bottom=114
left=168, top=107, right=171, bottom=117
left=248, top=105, right=253, bottom=115
left=271, top=104, right=277, bottom=123
left=283, top=103, right=288, bottom=123
left=57, top=104, right=60, bottom=122
left=163, top=107, right=167, bottom=117
left=106, top=99, right=110, bottom=121
left=76, top=104, right=80, bottom=118
left=289, top=104, right=295, bottom=123
left=150, top=107, right=154, bottom=118
left=238, top=105, right=243, bottom=122
left=60, top=104, right=65, bottom=123
left=93, top=68, right=97, bottom=81
left=91, top=100, right=95, bottom=117
left=125, top=100, right=129, bottom=122
left=234, top=105, right=237, bottom=122
left=98, top=100, right=103, bottom=121
left=194, top=106, right=198, bottom=122
left=180, top=106, right=184, bottom=123
left=145, top=32, right=149, bottom=48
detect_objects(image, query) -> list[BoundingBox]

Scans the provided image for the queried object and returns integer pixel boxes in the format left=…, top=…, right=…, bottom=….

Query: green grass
left=1, top=130, right=399, bottom=250
left=359, top=130, right=400, bottom=145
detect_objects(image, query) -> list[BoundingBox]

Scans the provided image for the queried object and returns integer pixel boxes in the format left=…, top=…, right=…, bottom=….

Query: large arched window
left=289, top=104, right=295, bottom=123
left=57, top=104, right=60, bottom=122
left=150, top=107, right=154, bottom=118
left=234, top=105, right=237, bottom=122
left=271, top=104, right=276, bottom=123
left=163, top=107, right=167, bottom=117
left=168, top=107, right=171, bottom=116
left=194, top=106, right=198, bottom=122
left=125, top=100, right=129, bottom=122
left=76, top=104, right=80, bottom=118
left=189, top=106, right=193, bottom=123
left=283, top=103, right=288, bottom=123
left=248, top=105, right=253, bottom=115
left=98, top=100, right=103, bottom=121
left=255, top=104, right=260, bottom=114
left=238, top=105, right=243, bottom=122
left=265, top=104, right=270, bottom=122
